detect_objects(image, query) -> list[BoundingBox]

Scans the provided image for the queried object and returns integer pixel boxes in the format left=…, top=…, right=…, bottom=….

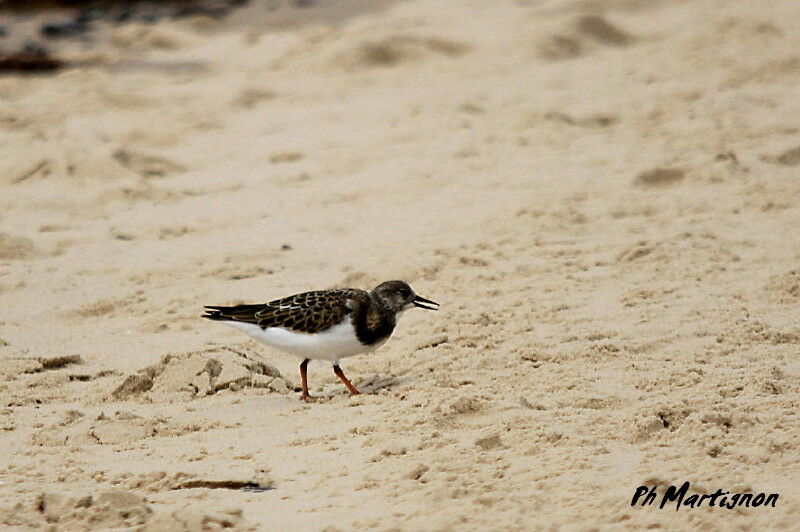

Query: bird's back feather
left=203, top=289, right=367, bottom=334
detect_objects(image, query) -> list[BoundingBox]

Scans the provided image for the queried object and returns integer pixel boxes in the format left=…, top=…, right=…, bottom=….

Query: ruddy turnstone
left=203, top=280, right=438, bottom=401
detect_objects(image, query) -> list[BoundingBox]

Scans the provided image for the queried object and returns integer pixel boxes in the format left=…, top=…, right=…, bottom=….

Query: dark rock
left=41, top=20, right=89, bottom=39
left=76, top=6, right=108, bottom=25
left=174, top=6, right=230, bottom=19
left=0, top=42, right=62, bottom=73
left=115, top=8, right=133, bottom=24
left=134, top=2, right=171, bottom=24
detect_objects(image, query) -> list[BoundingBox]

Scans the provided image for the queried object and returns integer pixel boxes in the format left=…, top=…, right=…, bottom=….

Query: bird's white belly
left=222, top=315, right=380, bottom=362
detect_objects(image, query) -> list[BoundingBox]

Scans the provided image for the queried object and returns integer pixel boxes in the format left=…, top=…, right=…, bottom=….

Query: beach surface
left=1, top=0, right=799, bottom=529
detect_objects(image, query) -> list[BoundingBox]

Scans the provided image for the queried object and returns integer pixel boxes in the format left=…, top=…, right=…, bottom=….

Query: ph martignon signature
left=632, top=482, right=778, bottom=510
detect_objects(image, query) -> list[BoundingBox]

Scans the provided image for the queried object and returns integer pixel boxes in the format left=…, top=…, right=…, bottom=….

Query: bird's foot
left=300, top=393, right=317, bottom=403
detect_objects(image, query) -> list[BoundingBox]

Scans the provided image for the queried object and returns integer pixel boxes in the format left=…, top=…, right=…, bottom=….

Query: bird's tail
left=202, top=306, right=234, bottom=321
left=202, top=304, right=264, bottom=323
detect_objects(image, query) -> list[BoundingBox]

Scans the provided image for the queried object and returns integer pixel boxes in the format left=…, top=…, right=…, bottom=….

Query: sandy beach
left=1, top=0, right=799, bottom=529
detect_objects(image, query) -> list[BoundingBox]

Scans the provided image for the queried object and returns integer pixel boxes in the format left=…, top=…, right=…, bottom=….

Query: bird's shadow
left=292, top=374, right=404, bottom=401
left=358, top=374, right=404, bottom=394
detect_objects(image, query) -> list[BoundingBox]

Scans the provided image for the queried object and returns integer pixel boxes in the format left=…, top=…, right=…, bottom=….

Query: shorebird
left=203, top=280, right=438, bottom=401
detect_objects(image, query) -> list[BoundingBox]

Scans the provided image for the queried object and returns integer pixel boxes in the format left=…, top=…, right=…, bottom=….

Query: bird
left=202, top=280, right=439, bottom=401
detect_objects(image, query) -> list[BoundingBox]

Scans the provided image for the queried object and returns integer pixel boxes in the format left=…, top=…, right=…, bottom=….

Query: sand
left=1, top=0, right=799, bottom=529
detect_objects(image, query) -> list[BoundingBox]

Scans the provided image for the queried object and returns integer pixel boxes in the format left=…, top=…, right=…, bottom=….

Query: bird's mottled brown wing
left=203, top=289, right=367, bottom=333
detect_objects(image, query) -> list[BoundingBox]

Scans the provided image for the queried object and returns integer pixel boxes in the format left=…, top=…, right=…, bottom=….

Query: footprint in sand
left=633, top=167, right=685, bottom=188
left=0, top=232, right=40, bottom=260
left=539, top=15, right=634, bottom=61
left=761, top=145, right=800, bottom=166
left=575, top=15, right=634, bottom=47
left=346, top=35, right=469, bottom=69
left=113, top=148, right=187, bottom=178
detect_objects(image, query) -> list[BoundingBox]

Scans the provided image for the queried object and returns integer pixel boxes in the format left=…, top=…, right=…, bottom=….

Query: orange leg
left=300, top=359, right=315, bottom=402
left=333, top=364, right=360, bottom=396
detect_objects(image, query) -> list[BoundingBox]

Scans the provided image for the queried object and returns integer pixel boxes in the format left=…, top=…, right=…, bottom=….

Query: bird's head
left=371, top=280, right=439, bottom=314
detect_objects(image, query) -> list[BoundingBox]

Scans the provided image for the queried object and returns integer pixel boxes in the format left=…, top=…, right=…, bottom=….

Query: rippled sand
left=1, top=0, right=799, bottom=529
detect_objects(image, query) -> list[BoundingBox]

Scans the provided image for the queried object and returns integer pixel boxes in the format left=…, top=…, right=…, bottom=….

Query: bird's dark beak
left=413, top=295, right=439, bottom=310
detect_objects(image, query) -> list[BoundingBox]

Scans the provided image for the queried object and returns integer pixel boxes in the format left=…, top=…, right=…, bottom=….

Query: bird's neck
left=353, top=296, right=397, bottom=345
